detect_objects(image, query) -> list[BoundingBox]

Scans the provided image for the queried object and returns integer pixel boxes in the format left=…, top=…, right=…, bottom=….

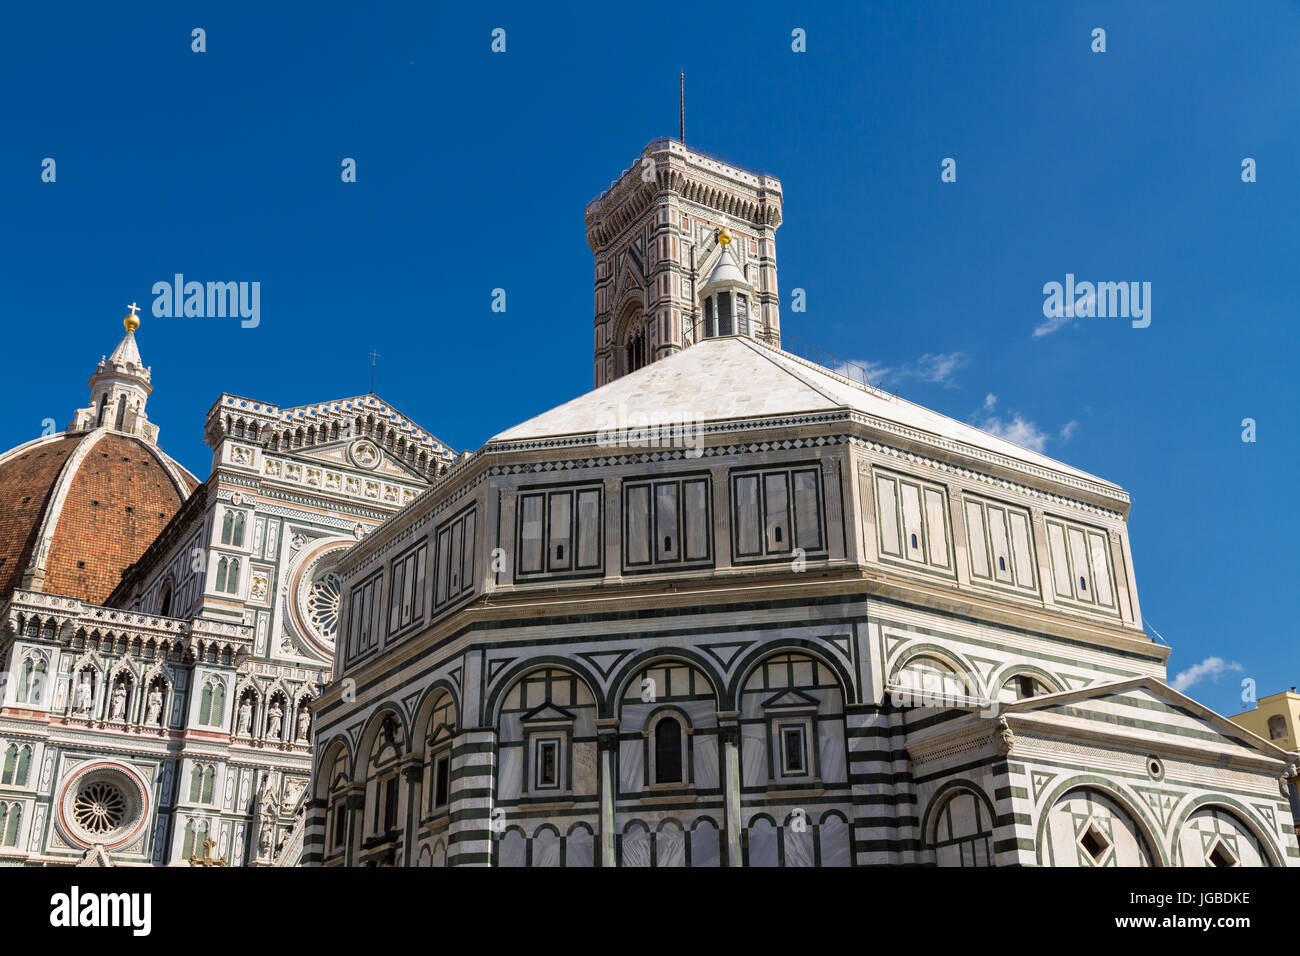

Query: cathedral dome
left=0, top=310, right=199, bottom=604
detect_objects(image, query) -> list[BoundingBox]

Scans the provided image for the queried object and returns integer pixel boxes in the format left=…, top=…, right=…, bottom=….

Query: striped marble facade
left=302, top=145, right=1297, bottom=869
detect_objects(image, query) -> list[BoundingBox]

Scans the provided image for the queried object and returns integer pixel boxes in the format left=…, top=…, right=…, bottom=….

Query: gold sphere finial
left=123, top=302, right=141, bottom=332
left=718, top=226, right=733, bottom=246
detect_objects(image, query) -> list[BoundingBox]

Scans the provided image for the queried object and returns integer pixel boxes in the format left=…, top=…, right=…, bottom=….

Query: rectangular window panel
left=1009, top=512, right=1035, bottom=589
left=876, top=477, right=900, bottom=556
left=656, top=483, right=679, bottom=562
left=536, top=740, right=559, bottom=789
left=781, top=725, right=807, bottom=776
left=988, top=506, right=1013, bottom=584
left=460, top=512, right=475, bottom=597
left=793, top=469, right=822, bottom=552
left=435, top=528, right=451, bottom=605
left=434, top=756, right=450, bottom=808
left=576, top=489, right=601, bottom=569
left=388, top=561, right=405, bottom=633
left=448, top=520, right=463, bottom=595
left=413, top=546, right=427, bottom=621
left=763, top=473, right=791, bottom=553
left=1047, top=522, right=1073, bottom=598
left=900, top=482, right=924, bottom=562
left=735, top=475, right=762, bottom=557
left=397, top=554, right=413, bottom=629
left=519, top=494, right=544, bottom=574
left=924, top=488, right=948, bottom=568
left=348, top=591, right=362, bottom=658
left=548, top=491, right=572, bottom=571
left=368, top=578, right=382, bottom=650
left=683, top=479, right=709, bottom=560
left=626, top=484, right=651, bottom=565
left=1087, top=531, right=1114, bottom=606
left=1067, top=526, right=1091, bottom=602
left=965, top=500, right=990, bottom=578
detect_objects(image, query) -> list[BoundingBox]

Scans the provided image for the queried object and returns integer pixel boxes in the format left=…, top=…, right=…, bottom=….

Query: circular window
left=1146, top=756, right=1164, bottom=780
left=73, top=781, right=127, bottom=833
left=288, top=541, right=352, bottom=660
left=306, top=569, right=342, bottom=641
left=58, top=763, right=147, bottom=849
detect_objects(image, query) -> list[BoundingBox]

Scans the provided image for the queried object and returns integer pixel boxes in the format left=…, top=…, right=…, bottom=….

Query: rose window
left=73, top=781, right=127, bottom=834
left=306, top=570, right=342, bottom=641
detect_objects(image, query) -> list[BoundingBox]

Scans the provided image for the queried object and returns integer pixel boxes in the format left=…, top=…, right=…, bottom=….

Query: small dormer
left=698, top=226, right=756, bottom=339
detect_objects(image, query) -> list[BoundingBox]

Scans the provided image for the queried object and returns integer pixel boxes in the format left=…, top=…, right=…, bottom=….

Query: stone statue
left=75, top=674, right=93, bottom=714
left=266, top=702, right=283, bottom=740
left=296, top=707, right=311, bottom=741
left=146, top=688, right=163, bottom=726
left=259, top=821, right=273, bottom=855
left=237, top=699, right=253, bottom=736
left=110, top=685, right=127, bottom=720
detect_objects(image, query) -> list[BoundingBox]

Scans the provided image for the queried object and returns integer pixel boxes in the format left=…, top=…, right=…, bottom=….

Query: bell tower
left=585, top=139, right=784, bottom=387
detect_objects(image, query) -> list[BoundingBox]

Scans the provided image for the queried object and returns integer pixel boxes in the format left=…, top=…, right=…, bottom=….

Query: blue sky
left=1, top=1, right=1296, bottom=716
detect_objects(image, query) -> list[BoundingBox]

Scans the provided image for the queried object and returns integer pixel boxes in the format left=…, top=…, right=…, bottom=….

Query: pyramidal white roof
left=703, top=246, right=747, bottom=287
left=490, top=336, right=1118, bottom=491
left=105, top=328, right=145, bottom=371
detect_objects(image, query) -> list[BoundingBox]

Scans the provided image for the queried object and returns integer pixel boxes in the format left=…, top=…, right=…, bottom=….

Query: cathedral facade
left=304, top=139, right=1298, bottom=867
left=0, top=308, right=452, bottom=865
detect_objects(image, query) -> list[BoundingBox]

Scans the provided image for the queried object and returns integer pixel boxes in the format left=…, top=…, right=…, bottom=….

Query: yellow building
left=1231, top=689, right=1300, bottom=750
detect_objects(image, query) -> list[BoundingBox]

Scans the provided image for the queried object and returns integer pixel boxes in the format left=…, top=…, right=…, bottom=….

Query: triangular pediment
left=999, top=677, right=1292, bottom=764
left=762, top=688, right=819, bottom=711
left=521, top=702, right=576, bottom=724
left=428, top=722, right=456, bottom=746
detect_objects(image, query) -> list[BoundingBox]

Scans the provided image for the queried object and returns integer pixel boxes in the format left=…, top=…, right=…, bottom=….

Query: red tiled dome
left=0, top=431, right=198, bottom=604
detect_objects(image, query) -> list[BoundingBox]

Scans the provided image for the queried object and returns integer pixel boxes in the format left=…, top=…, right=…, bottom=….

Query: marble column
left=597, top=719, right=619, bottom=867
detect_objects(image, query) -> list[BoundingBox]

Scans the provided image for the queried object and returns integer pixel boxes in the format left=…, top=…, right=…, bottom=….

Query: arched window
left=894, top=656, right=969, bottom=702
left=18, top=658, right=33, bottom=702
left=1, top=745, right=16, bottom=785
left=182, top=818, right=207, bottom=859
left=999, top=673, right=1050, bottom=703
left=2, top=804, right=20, bottom=846
left=158, top=583, right=173, bottom=617
left=654, top=717, right=683, bottom=784
left=1268, top=714, right=1288, bottom=740
left=216, top=558, right=239, bottom=594
left=190, top=765, right=204, bottom=802
left=199, top=680, right=226, bottom=727
left=14, top=746, right=30, bottom=787
left=211, top=682, right=226, bottom=726
left=931, top=789, right=994, bottom=866
left=232, top=513, right=245, bottom=547
left=221, top=512, right=234, bottom=545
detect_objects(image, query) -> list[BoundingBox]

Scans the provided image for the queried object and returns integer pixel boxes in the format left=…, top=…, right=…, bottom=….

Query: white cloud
left=974, top=412, right=1052, bottom=452
left=1170, top=656, right=1243, bottom=693
left=1034, top=290, right=1093, bottom=337
left=910, top=352, right=968, bottom=386
left=1033, top=311, right=1073, bottom=337
left=840, top=351, right=969, bottom=389
left=970, top=395, right=1078, bottom=453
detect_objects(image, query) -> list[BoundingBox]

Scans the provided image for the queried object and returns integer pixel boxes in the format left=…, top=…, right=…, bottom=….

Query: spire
left=66, top=305, right=159, bottom=442
left=106, top=304, right=146, bottom=371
